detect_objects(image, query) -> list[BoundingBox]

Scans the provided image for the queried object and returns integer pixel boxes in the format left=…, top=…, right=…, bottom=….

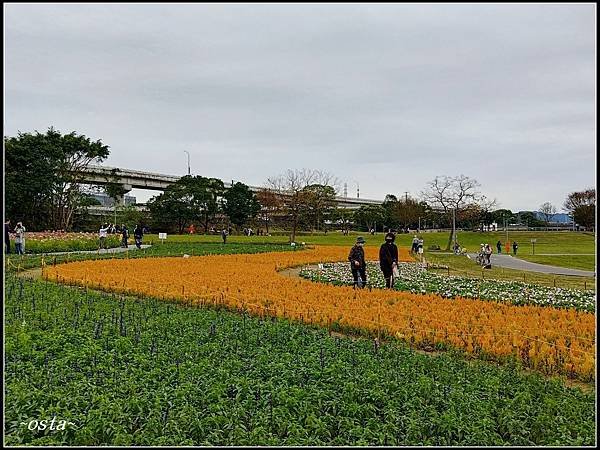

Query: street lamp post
left=184, top=151, right=190, bottom=175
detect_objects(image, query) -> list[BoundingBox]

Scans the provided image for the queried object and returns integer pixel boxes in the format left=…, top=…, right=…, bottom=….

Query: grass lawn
left=148, top=230, right=596, bottom=254
left=517, top=255, right=596, bottom=272
left=424, top=253, right=594, bottom=291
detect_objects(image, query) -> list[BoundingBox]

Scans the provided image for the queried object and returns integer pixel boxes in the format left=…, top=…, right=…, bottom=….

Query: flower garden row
left=11, top=231, right=121, bottom=253
left=45, top=246, right=596, bottom=380
left=299, top=262, right=596, bottom=313
left=6, top=276, right=595, bottom=445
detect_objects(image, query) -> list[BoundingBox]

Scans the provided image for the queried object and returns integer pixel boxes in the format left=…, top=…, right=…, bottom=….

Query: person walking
left=348, top=236, right=367, bottom=288
left=133, top=224, right=144, bottom=249
left=221, top=228, right=228, bottom=244
left=98, top=223, right=110, bottom=249
left=496, top=240, right=502, bottom=254
left=411, top=235, right=419, bottom=254
left=14, top=222, right=26, bottom=255
left=4, top=219, right=11, bottom=254
left=417, top=237, right=424, bottom=258
left=484, top=243, right=493, bottom=267
left=512, top=241, right=518, bottom=256
left=121, top=224, right=129, bottom=248
left=379, top=232, right=398, bottom=289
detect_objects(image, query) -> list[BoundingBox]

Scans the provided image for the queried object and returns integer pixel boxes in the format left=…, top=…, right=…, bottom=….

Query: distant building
left=533, top=212, right=573, bottom=224
left=90, top=193, right=137, bottom=207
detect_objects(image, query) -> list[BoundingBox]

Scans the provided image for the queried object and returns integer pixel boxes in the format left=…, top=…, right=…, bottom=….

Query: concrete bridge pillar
left=115, top=184, right=133, bottom=205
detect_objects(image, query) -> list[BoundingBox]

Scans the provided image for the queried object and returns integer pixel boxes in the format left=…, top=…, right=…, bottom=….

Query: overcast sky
left=4, top=3, right=596, bottom=211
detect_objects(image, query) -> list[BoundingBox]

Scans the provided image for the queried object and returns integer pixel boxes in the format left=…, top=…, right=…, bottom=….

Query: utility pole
left=404, top=191, right=409, bottom=202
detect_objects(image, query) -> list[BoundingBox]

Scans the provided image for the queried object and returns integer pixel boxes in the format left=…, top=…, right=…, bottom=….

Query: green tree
left=564, top=188, right=595, bottom=230
left=5, top=127, right=109, bottom=231
left=147, top=184, right=194, bottom=234
left=71, top=193, right=102, bottom=230
left=353, top=205, right=386, bottom=232
left=330, top=207, right=354, bottom=234
left=381, top=194, right=400, bottom=231
left=517, top=211, right=545, bottom=228
left=181, top=176, right=225, bottom=233
left=394, top=197, right=428, bottom=230
left=266, top=169, right=338, bottom=243
left=300, top=184, right=337, bottom=231
left=147, top=176, right=225, bottom=234
left=256, top=188, right=283, bottom=235
left=223, top=182, right=261, bottom=230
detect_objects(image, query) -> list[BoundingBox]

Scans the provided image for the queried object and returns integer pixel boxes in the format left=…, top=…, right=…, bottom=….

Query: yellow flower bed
left=45, top=245, right=595, bottom=380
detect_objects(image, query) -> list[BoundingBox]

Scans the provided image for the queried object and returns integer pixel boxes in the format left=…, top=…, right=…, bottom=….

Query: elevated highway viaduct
left=80, top=165, right=383, bottom=210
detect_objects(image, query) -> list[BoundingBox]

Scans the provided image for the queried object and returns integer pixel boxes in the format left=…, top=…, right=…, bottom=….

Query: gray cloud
left=4, top=3, right=596, bottom=211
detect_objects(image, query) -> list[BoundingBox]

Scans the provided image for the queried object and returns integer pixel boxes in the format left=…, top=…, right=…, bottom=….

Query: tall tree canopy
left=5, top=127, right=110, bottom=230
left=564, top=188, right=595, bottom=229
left=421, top=175, right=493, bottom=250
left=148, top=175, right=225, bottom=233
left=223, top=182, right=261, bottom=230
left=300, top=184, right=337, bottom=231
left=354, top=204, right=386, bottom=232
left=266, top=169, right=338, bottom=242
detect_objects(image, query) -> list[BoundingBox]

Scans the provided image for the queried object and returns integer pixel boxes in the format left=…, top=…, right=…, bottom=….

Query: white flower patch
left=299, top=262, right=595, bottom=312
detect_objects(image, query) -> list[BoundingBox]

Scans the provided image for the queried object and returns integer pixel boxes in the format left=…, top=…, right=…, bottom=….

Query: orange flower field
left=45, top=245, right=596, bottom=380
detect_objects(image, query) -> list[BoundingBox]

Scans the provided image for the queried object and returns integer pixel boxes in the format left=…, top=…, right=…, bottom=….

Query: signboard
left=530, top=239, right=537, bottom=243
left=159, top=232, right=167, bottom=242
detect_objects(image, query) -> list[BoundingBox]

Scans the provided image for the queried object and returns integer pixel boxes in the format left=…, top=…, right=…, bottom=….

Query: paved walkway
left=466, top=253, right=595, bottom=277
left=36, top=244, right=151, bottom=256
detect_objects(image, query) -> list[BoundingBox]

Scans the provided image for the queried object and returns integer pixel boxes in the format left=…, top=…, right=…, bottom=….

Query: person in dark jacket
left=379, top=232, right=398, bottom=288
left=133, top=224, right=144, bottom=249
left=121, top=224, right=129, bottom=248
left=348, top=236, right=367, bottom=288
left=496, top=240, right=502, bottom=254
left=512, top=241, right=518, bottom=255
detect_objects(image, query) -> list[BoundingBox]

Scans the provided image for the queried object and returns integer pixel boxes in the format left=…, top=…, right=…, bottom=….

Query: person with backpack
left=379, top=232, right=398, bottom=289
left=513, top=241, right=519, bottom=255
left=348, top=236, right=367, bottom=288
